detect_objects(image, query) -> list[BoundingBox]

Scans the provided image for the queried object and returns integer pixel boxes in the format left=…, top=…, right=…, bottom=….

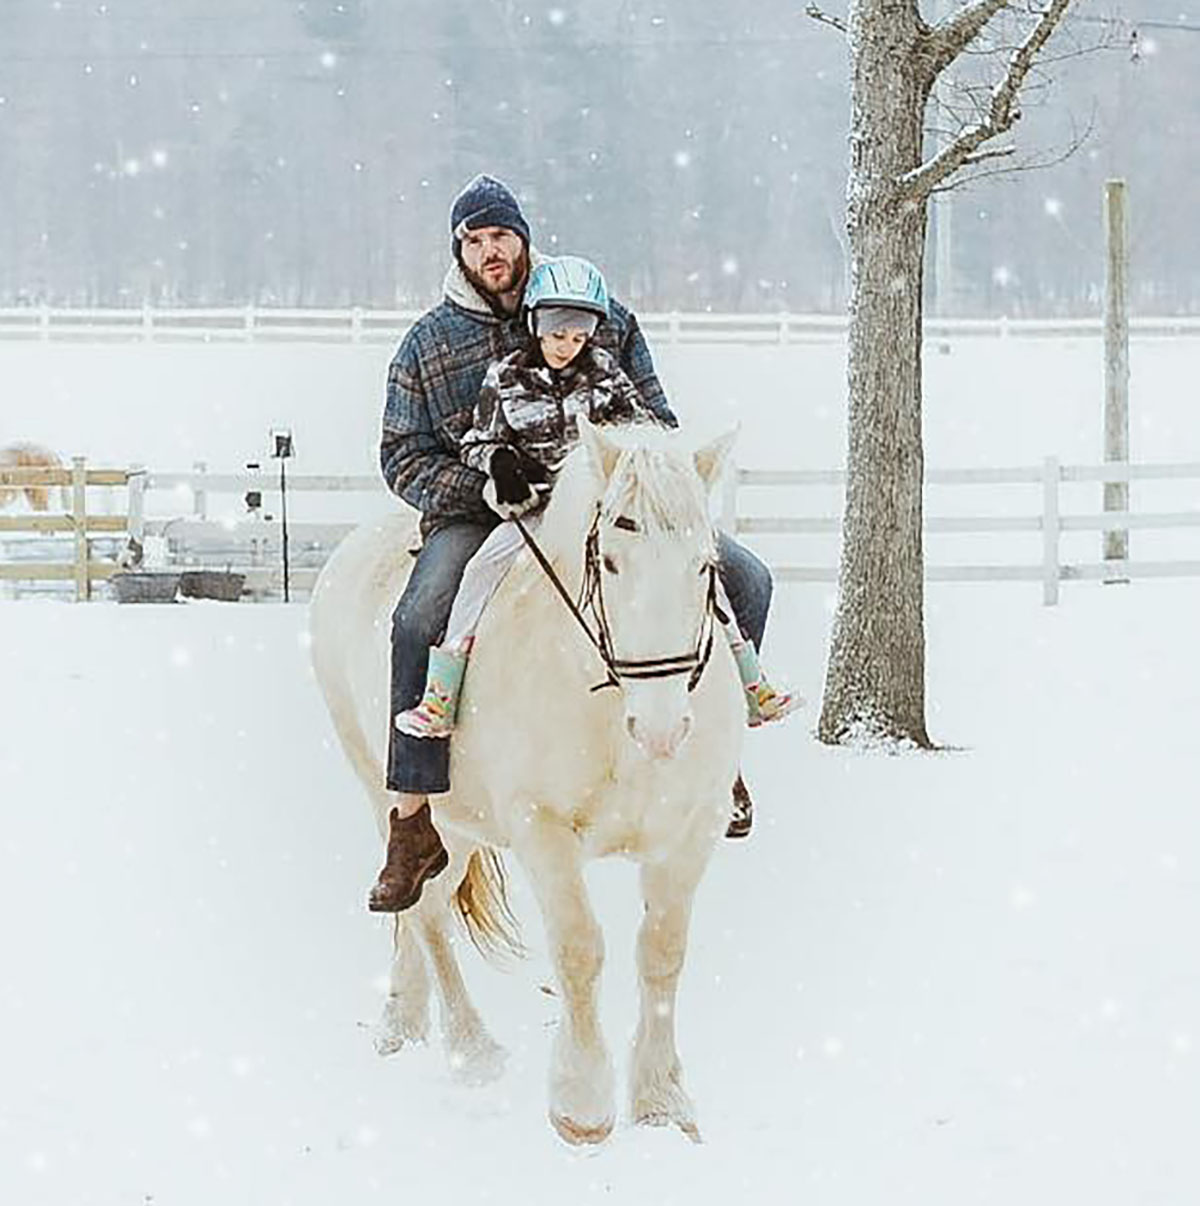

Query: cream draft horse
left=310, top=418, right=744, bottom=1144
left=0, top=442, right=67, bottom=511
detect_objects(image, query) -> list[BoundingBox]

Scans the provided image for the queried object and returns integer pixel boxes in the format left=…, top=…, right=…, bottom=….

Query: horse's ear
left=693, top=426, right=738, bottom=491
left=577, top=414, right=621, bottom=482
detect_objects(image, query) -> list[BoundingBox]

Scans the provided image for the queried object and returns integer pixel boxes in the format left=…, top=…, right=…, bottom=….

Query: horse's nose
left=625, top=711, right=693, bottom=760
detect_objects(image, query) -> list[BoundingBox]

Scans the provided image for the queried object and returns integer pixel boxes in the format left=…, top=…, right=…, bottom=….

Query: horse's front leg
left=631, top=848, right=708, bottom=1142
left=513, top=819, right=614, bottom=1145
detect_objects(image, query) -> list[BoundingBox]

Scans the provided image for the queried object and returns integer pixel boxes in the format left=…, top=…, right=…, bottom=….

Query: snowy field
left=2, top=334, right=1199, bottom=1203
left=1, top=580, right=1198, bottom=1205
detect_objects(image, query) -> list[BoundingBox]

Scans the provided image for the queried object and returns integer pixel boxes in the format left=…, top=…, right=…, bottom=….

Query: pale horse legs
left=630, top=847, right=709, bottom=1140
left=514, top=818, right=616, bottom=1144
left=375, top=844, right=507, bottom=1086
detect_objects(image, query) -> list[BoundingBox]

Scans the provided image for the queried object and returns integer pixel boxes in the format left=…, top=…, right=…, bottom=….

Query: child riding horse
left=373, top=257, right=799, bottom=912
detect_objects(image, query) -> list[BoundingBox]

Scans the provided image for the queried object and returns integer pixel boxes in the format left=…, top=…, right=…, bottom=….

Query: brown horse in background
left=0, top=443, right=66, bottom=511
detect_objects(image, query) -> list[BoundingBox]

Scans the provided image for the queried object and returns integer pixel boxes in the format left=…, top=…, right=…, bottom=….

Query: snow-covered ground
left=2, top=334, right=1199, bottom=1202
left=2, top=577, right=1198, bottom=1205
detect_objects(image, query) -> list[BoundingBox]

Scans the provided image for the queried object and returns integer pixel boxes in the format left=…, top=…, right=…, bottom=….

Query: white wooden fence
left=3, top=305, right=1200, bottom=346
left=723, top=459, right=1200, bottom=606
left=6, top=459, right=1200, bottom=605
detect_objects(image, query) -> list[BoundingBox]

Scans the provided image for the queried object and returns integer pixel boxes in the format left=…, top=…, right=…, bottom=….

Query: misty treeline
left=0, top=0, right=1196, bottom=314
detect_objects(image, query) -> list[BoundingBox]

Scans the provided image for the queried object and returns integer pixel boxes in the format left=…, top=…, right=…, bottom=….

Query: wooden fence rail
left=4, top=459, right=1200, bottom=605
left=0, top=459, right=142, bottom=599
left=3, top=306, right=1200, bottom=346
left=723, top=459, right=1200, bottom=605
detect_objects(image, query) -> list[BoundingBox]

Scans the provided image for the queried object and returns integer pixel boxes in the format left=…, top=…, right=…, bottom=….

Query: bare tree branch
left=901, top=0, right=1072, bottom=199
left=926, top=107, right=1094, bottom=195
left=805, top=3, right=847, bottom=34
left=962, top=143, right=1016, bottom=166
left=925, top=0, right=1011, bottom=76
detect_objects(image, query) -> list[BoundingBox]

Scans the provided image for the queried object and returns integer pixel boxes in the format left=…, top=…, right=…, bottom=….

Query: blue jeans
left=386, top=522, right=773, bottom=795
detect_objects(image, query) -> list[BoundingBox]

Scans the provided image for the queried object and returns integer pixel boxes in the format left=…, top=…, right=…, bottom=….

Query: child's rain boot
left=731, top=640, right=803, bottom=728
left=394, top=645, right=468, bottom=739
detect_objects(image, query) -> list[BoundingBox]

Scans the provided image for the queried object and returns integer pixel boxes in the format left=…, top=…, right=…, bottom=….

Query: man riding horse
left=373, top=174, right=776, bottom=911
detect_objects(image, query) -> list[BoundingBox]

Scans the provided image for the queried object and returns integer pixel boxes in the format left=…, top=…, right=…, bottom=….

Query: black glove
left=486, top=446, right=547, bottom=519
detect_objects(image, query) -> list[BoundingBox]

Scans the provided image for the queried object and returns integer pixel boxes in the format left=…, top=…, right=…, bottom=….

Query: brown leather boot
left=725, top=774, right=753, bottom=840
left=367, top=803, right=450, bottom=912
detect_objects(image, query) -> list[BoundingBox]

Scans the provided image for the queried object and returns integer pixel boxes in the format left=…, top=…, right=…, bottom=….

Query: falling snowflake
left=547, top=8, right=566, bottom=25
left=1043, top=197, right=1062, bottom=218
left=992, top=265, right=1012, bottom=287
left=320, top=51, right=338, bottom=69
left=673, top=150, right=691, bottom=168
left=151, top=148, right=168, bottom=168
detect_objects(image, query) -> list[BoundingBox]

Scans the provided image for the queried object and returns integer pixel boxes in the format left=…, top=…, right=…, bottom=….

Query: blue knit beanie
left=449, top=174, right=531, bottom=255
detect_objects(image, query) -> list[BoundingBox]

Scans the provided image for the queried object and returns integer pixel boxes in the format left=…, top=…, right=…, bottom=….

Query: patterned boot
left=394, top=645, right=468, bottom=739
left=367, top=803, right=450, bottom=912
left=731, top=640, right=803, bottom=728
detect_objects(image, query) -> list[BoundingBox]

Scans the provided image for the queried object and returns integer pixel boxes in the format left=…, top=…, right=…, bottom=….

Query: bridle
left=514, top=506, right=725, bottom=695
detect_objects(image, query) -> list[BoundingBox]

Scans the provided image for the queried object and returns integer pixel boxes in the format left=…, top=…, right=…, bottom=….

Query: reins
left=514, top=506, right=723, bottom=695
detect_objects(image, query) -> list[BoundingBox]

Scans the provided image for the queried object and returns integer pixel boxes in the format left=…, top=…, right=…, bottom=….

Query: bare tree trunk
left=819, top=1, right=934, bottom=748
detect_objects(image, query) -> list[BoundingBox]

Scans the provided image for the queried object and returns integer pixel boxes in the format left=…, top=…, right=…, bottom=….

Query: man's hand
left=485, top=446, right=546, bottom=519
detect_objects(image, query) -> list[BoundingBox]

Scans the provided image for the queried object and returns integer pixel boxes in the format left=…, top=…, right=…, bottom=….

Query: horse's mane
left=543, top=424, right=715, bottom=558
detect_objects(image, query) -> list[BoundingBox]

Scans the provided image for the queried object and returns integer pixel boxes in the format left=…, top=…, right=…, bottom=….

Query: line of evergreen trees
left=0, top=0, right=1195, bottom=314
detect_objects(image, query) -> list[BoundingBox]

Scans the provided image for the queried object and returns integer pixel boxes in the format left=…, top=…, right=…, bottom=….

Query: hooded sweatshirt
left=380, top=257, right=675, bottom=536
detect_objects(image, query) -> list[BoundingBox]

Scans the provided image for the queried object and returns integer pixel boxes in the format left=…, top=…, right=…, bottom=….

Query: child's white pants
left=443, top=519, right=530, bottom=650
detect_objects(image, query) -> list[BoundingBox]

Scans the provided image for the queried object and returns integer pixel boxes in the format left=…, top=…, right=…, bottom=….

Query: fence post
left=1103, top=179, right=1130, bottom=580
left=1042, top=455, right=1060, bottom=606
left=72, top=456, right=89, bottom=602
left=126, top=464, right=146, bottom=559
left=720, top=463, right=739, bottom=536
left=192, top=460, right=208, bottom=519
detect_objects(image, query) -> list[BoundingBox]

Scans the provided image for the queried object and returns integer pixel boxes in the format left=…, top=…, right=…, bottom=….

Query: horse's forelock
left=601, top=446, right=712, bottom=548
left=542, top=427, right=714, bottom=562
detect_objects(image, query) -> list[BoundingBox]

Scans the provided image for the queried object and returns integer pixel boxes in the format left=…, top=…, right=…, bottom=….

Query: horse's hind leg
left=411, top=854, right=507, bottom=1086
left=376, top=918, right=431, bottom=1056
left=630, top=849, right=707, bottom=1142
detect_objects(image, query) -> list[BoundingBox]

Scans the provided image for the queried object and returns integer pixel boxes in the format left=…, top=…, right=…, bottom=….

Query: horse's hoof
left=375, top=998, right=429, bottom=1055
left=550, top=1111, right=615, bottom=1146
left=448, top=1036, right=508, bottom=1087
left=374, top=1023, right=427, bottom=1057
left=634, top=1109, right=702, bottom=1143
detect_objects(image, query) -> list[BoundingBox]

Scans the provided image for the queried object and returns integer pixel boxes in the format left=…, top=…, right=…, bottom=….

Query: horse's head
left=570, top=416, right=736, bottom=761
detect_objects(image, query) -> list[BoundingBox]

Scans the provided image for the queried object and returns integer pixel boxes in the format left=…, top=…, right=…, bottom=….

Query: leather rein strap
left=514, top=508, right=722, bottom=695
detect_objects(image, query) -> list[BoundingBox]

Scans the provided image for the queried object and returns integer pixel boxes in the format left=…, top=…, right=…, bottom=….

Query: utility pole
left=1103, top=179, right=1130, bottom=577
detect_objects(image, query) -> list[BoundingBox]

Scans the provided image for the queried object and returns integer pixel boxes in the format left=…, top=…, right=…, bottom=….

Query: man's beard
left=462, top=246, right=530, bottom=310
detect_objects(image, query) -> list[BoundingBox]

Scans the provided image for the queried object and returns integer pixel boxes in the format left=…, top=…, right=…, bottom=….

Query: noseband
left=515, top=507, right=725, bottom=695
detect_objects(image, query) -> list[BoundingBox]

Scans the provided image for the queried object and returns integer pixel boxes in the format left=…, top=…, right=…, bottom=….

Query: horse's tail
left=455, top=847, right=524, bottom=966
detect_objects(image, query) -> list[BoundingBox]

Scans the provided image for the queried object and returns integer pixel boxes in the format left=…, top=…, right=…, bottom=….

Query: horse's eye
left=603, top=554, right=618, bottom=575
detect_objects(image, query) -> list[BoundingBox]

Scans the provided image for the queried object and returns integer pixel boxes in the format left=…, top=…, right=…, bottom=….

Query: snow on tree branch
left=901, top=0, right=1072, bottom=199
left=805, top=3, right=848, bottom=34
left=925, top=0, right=1011, bottom=76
